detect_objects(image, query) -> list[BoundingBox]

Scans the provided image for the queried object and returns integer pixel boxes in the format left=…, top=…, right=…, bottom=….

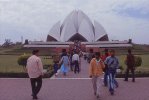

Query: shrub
left=119, top=66, right=124, bottom=70
left=124, top=55, right=142, bottom=68
left=134, top=56, right=142, bottom=67
left=17, top=54, right=30, bottom=71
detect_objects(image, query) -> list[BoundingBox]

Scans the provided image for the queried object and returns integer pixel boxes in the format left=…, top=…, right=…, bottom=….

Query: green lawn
left=117, top=55, right=149, bottom=73
left=0, top=54, right=149, bottom=73
left=0, top=55, right=53, bottom=73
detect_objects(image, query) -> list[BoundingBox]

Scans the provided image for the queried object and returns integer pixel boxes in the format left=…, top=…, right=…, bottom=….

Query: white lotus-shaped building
left=47, top=10, right=109, bottom=42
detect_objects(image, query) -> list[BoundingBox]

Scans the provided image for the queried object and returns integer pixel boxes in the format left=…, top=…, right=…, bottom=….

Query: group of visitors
left=89, top=49, right=136, bottom=99
left=89, top=49, right=118, bottom=99
left=57, top=41, right=83, bottom=76
left=26, top=48, right=136, bottom=100
left=74, top=40, right=81, bottom=52
left=58, top=49, right=81, bottom=76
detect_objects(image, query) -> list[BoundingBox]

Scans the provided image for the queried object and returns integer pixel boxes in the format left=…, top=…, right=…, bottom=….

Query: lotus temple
left=24, top=10, right=132, bottom=52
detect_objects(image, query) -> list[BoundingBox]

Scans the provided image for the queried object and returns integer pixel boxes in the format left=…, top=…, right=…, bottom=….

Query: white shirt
left=26, top=55, right=43, bottom=78
left=72, top=54, right=80, bottom=62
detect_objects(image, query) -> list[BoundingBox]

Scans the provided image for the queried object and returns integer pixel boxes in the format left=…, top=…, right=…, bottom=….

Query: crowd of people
left=52, top=41, right=83, bottom=76
left=26, top=47, right=136, bottom=99
left=57, top=49, right=81, bottom=76
left=89, top=49, right=119, bottom=99
left=89, top=49, right=136, bottom=99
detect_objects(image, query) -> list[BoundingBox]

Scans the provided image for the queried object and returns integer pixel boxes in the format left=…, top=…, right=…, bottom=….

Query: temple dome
left=47, top=10, right=109, bottom=42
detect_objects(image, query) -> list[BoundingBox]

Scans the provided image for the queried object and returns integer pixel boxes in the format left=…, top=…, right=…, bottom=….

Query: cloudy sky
left=0, top=0, right=149, bottom=44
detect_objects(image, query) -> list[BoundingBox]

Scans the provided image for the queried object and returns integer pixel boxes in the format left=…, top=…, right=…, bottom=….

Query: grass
left=0, top=55, right=23, bottom=73
left=0, top=55, right=53, bottom=73
left=117, top=55, right=149, bottom=73
left=0, top=44, right=149, bottom=74
left=0, top=54, right=149, bottom=73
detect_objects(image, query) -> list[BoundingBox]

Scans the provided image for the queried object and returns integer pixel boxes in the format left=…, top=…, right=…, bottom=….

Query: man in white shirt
left=27, top=50, right=43, bottom=100
left=72, top=51, right=80, bottom=74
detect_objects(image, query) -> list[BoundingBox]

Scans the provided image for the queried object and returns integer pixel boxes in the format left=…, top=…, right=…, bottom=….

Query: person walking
left=105, top=49, right=119, bottom=95
left=59, top=52, right=70, bottom=76
left=89, top=52, right=105, bottom=99
left=26, top=50, right=43, bottom=100
left=87, top=49, right=94, bottom=63
left=124, top=49, right=135, bottom=82
left=72, top=51, right=80, bottom=74
left=61, top=49, right=66, bottom=58
left=70, top=51, right=74, bottom=71
left=101, top=49, right=110, bottom=86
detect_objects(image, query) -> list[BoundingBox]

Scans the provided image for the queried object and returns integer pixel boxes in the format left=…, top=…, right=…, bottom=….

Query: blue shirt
left=105, top=56, right=119, bottom=71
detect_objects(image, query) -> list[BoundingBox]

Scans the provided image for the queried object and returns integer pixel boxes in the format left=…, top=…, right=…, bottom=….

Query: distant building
left=24, top=10, right=132, bottom=52
left=47, top=10, right=108, bottom=42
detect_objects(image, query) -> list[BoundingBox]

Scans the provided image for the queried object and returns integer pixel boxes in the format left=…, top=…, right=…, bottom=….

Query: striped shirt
left=27, top=55, right=43, bottom=78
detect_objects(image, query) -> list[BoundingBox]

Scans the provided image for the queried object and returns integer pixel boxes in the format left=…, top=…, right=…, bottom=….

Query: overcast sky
left=0, top=0, right=149, bottom=44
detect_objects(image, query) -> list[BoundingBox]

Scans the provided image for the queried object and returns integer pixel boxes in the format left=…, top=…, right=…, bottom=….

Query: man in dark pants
left=72, top=51, right=80, bottom=73
left=74, top=60, right=79, bottom=73
left=27, top=50, right=43, bottom=99
left=101, top=49, right=110, bottom=86
left=124, top=49, right=135, bottom=82
left=30, top=76, right=42, bottom=99
left=70, top=51, right=74, bottom=71
left=87, top=49, right=94, bottom=63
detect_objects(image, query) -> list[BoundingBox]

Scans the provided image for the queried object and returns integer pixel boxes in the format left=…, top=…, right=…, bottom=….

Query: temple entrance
left=68, top=33, right=87, bottom=42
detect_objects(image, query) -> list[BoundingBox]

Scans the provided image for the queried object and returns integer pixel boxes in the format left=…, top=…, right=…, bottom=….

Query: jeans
left=30, top=75, right=42, bottom=97
left=74, top=60, right=80, bottom=73
left=70, top=61, right=74, bottom=71
left=125, top=67, right=135, bottom=81
left=107, top=70, right=118, bottom=92
left=104, top=70, right=108, bottom=86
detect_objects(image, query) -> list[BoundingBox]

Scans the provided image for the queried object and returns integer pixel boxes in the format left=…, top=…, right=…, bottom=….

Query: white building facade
left=47, top=10, right=109, bottom=42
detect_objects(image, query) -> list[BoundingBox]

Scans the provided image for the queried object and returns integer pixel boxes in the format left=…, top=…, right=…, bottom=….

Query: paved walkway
left=0, top=58, right=149, bottom=100
left=53, top=58, right=89, bottom=78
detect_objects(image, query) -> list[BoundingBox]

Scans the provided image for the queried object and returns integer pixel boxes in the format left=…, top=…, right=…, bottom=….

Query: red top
left=101, top=53, right=110, bottom=61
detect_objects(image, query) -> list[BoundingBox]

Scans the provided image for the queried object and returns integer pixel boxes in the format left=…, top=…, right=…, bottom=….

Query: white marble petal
left=79, top=19, right=94, bottom=42
left=94, top=20, right=107, bottom=41
left=48, top=21, right=61, bottom=41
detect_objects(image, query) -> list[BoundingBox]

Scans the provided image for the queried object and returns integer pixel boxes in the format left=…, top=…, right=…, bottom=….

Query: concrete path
left=0, top=58, right=149, bottom=100
left=53, top=58, right=89, bottom=78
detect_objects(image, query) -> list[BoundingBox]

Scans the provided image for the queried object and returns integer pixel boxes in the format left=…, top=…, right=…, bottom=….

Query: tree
left=17, top=54, right=30, bottom=71
left=2, top=39, right=13, bottom=47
